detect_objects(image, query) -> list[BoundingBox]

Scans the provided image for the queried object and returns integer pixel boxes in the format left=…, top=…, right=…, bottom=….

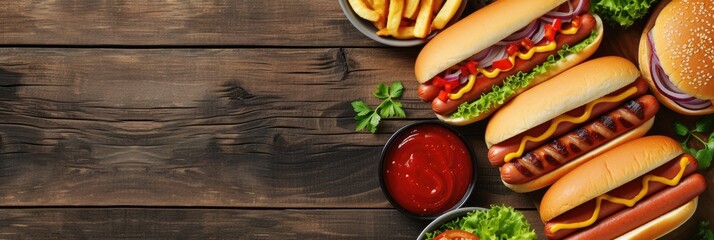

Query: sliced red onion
left=443, top=70, right=461, bottom=80
left=531, top=21, right=546, bottom=44
left=470, top=47, right=491, bottom=62
left=679, top=98, right=712, bottom=110
left=648, top=31, right=712, bottom=109
left=540, top=1, right=574, bottom=22
left=573, top=0, right=586, bottom=16
left=459, top=75, right=469, bottom=85
left=494, top=40, right=519, bottom=46
left=503, top=21, right=538, bottom=41
left=478, top=45, right=506, bottom=68
left=651, top=59, right=695, bottom=101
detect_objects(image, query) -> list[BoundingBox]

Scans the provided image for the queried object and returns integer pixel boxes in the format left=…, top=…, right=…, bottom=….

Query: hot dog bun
left=540, top=136, right=683, bottom=222
left=486, top=56, right=640, bottom=148
left=638, top=0, right=714, bottom=115
left=614, top=198, right=697, bottom=240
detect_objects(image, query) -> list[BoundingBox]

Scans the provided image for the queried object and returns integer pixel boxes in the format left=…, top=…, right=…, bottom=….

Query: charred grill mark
left=544, top=154, right=560, bottom=166
left=592, top=130, right=605, bottom=140
left=575, top=127, right=593, bottom=145
left=598, top=115, right=617, bottom=132
left=618, top=116, right=634, bottom=128
left=522, top=152, right=544, bottom=170
left=549, top=139, right=569, bottom=157
left=569, top=143, right=582, bottom=153
left=513, top=162, right=534, bottom=177
left=624, top=100, right=645, bottom=119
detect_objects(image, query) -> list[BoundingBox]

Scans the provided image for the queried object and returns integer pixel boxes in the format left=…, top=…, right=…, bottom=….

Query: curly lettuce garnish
left=425, top=205, right=536, bottom=240
left=451, top=30, right=598, bottom=120
left=591, top=0, right=657, bottom=28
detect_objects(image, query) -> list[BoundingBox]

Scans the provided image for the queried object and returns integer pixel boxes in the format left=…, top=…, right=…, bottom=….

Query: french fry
left=432, top=0, right=461, bottom=29
left=349, top=0, right=381, bottom=22
left=432, top=0, right=444, bottom=14
left=403, top=0, right=420, bottom=20
left=387, top=0, right=405, bottom=36
left=377, top=26, right=416, bottom=39
left=370, top=0, right=388, bottom=29
left=413, top=0, right=434, bottom=38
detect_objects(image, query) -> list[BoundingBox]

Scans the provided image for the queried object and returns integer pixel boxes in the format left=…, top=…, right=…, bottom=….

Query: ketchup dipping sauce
left=380, top=121, right=476, bottom=219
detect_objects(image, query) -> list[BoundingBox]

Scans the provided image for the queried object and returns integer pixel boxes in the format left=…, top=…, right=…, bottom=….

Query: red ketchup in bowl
left=382, top=122, right=473, bottom=217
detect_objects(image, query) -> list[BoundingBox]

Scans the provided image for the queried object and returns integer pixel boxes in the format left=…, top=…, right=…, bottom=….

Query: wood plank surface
left=0, top=0, right=378, bottom=47
left=1, top=0, right=712, bottom=238
left=0, top=207, right=702, bottom=239
left=0, top=47, right=534, bottom=208
left=0, top=208, right=548, bottom=239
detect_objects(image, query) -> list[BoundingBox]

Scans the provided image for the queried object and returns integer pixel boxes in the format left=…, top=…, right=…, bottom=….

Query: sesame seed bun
left=639, top=0, right=714, bottom=115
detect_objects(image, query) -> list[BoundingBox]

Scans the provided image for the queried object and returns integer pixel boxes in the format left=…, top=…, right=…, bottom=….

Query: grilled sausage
left=500, top=95, right=660, bottom=184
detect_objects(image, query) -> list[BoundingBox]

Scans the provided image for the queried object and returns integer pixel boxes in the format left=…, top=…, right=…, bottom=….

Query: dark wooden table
left=0, top=1, right=711, bottom=239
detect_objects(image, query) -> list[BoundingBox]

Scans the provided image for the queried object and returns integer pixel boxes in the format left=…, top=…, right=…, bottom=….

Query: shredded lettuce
left=450, top=30, right=598, bottom=120
left=424, top=205, right=536, bottom=240
left=591, top=0, right=657, bottom=28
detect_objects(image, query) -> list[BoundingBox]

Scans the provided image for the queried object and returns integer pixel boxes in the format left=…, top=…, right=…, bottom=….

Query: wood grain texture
left=0, top=0, right=381, bottom=47
left=0, top=208, right=545, bottom=239
left=0, top=48, right=533, bottom=208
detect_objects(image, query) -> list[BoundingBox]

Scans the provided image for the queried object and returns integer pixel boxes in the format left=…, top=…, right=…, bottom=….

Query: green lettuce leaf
left=451, top=30, right=599, bottom=120
left=592, top=0, right=657, bottom=28
left=424, top=205, right=536, bottom=240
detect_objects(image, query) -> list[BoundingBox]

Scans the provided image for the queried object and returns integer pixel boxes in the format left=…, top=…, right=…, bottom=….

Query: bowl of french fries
left=339, top=0, right=467, bottom=47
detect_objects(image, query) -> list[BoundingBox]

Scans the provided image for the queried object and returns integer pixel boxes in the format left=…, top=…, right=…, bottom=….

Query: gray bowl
left=338, top=0, right=468, bottom=47
left=416, top=207, right=488, bottom=240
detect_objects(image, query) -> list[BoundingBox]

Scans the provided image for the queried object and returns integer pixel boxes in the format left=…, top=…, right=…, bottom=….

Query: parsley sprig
left=699, top=220, right=714, bottom=240
left=674, top=115, right=714, bottom=170
left=352, top=82, right=406, bottom=133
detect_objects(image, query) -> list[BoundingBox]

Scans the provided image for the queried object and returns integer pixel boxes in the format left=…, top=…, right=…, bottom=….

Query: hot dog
left=414, top=0, right=604, bottom=126
left=488, top=78, right=649, bottom=166
left=500, top=94, right=659, bottom=184
left=544, top=153, right=699, bottom=239
left=539, top=136, right=707, bottom=239
left=427, top=14, right=597, bottom=116
left=485, top=57, right=658, bottom=193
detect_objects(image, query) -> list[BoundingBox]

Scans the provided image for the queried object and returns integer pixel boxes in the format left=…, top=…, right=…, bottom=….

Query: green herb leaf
left=351, top=101, right=371, bottom=116
left=389, top=82, right=404, bottom=98
left=393, top=101, right=406, bottom=117
left=695, top=115, right=714, bottom=132
left=696, top=148, right=714, bottom=170
left=369, top=114, right=381, bottom=133
left=354, top=112, right=373, bottom=132
left=687, top=147, right=698, bottom=156
left=699, top=220, right=714, bottom=240
left=380, top=101, right=395, bottom=118
left=374, top=83, right=389, bottom=99
left=353, top=82, right=406, bottom=133
left=674, top=121, right=690, bottom=136
left=674, top=119, right=714, bottom=171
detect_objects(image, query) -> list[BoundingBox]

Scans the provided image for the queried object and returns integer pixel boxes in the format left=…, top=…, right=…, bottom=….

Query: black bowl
left=379, top=120, right=477, bottom=220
